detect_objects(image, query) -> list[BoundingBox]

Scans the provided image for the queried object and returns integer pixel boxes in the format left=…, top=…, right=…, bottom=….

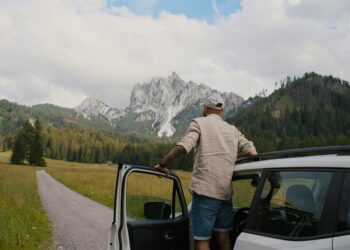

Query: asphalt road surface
left=37, top=170, right=113, bottom=250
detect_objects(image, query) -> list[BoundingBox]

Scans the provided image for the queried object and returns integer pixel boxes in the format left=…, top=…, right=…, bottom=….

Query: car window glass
left=249, top=171, right=332, bottom=238
left=126, top=172, right=182, bottom=221
left=337, top=173, right=350, bottom=232
left=232, top=176, right=258, bottom=208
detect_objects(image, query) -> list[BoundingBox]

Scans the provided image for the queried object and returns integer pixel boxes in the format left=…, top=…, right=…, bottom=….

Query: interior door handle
left=164, top=231, right=174, bottom=240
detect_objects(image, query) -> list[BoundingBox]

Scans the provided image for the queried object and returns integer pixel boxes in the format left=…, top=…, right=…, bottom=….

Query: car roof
left=235, top=154, right=350, bottom=172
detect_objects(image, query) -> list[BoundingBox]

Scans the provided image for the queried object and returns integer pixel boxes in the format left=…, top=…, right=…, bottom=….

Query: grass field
left=45, top=157, right=254, bottom=213
left=0, top=152, right=52, bottom=250
left=45, top=158, right=193, bottom=208
left=46, top=159, right=118, bottom=207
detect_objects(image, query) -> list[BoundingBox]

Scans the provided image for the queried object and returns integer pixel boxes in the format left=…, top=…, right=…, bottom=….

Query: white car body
left=109, top=146, right=350, bottom=250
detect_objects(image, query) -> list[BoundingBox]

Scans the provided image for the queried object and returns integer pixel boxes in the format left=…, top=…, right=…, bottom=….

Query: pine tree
left=10, top=119, right=46, bottom=166
left=22, top=120, right=35, bottom=160
left=28, top=120, right=46, bottom=166
left=10, top=129, right=26, bottom=165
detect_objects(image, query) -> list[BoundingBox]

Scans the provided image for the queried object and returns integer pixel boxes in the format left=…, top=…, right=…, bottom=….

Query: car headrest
left=285, top=185, right=315, bottom=214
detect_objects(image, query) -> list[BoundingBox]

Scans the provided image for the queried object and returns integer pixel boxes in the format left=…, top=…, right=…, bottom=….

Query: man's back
left=177, top=114, right=254, bottom=200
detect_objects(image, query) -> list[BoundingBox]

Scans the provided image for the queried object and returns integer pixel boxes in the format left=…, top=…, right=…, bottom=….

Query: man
left=155, top=96, right=257, bottom=250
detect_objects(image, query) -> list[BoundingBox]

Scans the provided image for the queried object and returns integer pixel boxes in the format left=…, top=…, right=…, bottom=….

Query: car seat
left=284, top=185, right=316, bottom=237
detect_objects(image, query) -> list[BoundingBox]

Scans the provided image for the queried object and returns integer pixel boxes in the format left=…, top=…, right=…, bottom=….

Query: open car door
left=109, top=164, right=191, bottom=250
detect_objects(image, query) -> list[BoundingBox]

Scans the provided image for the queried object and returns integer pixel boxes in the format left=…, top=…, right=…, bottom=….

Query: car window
left=232, top=175, right=259, bottom=208
left=248, top=170, right=332, bottom=238
left=126, top=172, right=183, bottom=221
left=337, top=173, right=350, bottom=232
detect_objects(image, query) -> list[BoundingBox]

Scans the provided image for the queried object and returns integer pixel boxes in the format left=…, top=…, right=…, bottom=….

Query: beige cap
left=203, top=94, right=224, bottom=110
left=204, top=102, right=224, bottom=110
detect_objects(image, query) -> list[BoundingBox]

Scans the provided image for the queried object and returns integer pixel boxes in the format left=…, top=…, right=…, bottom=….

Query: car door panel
left=234, top=232, right=332, bottom=250
left=333, top=235, right=350, bottom=250
left=127, top=216, right=189, bottom=250
left=333, top=172, right=350, bottom=250
left=110, top=165, right=190, bottom=250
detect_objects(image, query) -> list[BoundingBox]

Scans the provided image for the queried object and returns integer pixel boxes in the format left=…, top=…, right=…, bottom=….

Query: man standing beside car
left=155, top=95, right=257, bottom=250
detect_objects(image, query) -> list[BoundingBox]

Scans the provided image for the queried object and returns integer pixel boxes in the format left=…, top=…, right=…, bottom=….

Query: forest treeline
left=2, top=123, right=193, bottom=169
left=43, top=127, right=193, bottom=170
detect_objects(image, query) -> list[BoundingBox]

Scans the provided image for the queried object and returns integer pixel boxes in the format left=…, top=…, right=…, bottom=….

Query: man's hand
left=154, top=163, right=170, bottom=175
left=246, top=148, right=257, bottom=156
left=154, top=145, right=186, bottom=176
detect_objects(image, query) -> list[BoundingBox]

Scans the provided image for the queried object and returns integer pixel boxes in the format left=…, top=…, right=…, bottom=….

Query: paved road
left=36, top=170, right=113, bottom=250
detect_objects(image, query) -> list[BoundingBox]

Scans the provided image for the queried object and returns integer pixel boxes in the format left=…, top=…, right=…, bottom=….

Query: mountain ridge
left=75, top=72, right=244, bottom=137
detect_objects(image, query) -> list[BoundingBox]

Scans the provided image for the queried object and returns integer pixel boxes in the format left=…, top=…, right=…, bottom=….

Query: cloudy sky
left=0, top=0, right=349, bottom=109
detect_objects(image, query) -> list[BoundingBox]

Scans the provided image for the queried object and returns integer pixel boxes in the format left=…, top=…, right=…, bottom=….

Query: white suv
left=109, top=146, right=350, bottom=250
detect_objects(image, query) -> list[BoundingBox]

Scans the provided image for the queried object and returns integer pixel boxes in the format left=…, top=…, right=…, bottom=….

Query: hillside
left=227, top=72, right=350, bottom=152
left=0, top=100, right=87, bottom=134
left=0, top=99, right=171, bottom=165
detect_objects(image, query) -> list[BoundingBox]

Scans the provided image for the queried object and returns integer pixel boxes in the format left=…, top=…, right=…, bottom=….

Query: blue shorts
left=191, top=193, right=233, bottom=240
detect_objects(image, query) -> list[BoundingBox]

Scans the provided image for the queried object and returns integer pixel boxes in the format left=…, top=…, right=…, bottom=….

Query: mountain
left=75, top=95, right=125, bottom=123
left=75, top=72, right=244, bottom=137
left=227, top=72, right=350, bottom=152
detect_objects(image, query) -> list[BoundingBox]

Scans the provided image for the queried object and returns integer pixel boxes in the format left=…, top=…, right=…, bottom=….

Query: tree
left=10, top=129, right=26, bottom=165
left=10, top=120, right=34, bottom=165
left=28, top=120, right=46, bottom=166
left=10, top=119, right=46, bottom=166
left=22, top=120, right=35, bottom=160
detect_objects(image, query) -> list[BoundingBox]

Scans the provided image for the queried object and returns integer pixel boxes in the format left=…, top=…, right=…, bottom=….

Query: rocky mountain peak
left=75, top=73, right=244, bottom=137
left=75, top=95, right=125, bottom=122
left=129, top=72, right=188, bottom=112
left=128, top=72, right=244, bottom=137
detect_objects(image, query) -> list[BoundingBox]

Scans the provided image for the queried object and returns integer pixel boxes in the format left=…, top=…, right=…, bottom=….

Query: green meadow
left=45, top=158, right=193, bottom=208
left=45, top=157, right=253, bottom=213
left=0, top=152, right=52, bottom=250
left=46, top=159, right=118, bottom=207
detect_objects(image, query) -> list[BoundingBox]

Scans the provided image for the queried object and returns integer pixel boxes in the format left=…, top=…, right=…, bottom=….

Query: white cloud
left=286, top=0, right=350, bottom=22
left=0, top=0, right=349, bottom=109
left=0, top=74, right=86, bottom=107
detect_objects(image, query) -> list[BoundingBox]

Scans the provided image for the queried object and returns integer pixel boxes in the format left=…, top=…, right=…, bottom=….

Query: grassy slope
left=0, top=152, right=52, bottom=250
left=45, top=158, right=193, bottom=207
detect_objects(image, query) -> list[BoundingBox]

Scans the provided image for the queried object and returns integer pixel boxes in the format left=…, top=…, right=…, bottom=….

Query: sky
left=0, top=0, right=350, bottom=109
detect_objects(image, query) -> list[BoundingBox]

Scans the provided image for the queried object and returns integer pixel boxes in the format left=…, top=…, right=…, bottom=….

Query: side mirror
left=144, top=201, right=171, bottom=220
left=250, top=176, right=259, bottom=187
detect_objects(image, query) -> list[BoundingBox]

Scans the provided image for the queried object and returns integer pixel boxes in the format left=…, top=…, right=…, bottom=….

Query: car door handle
left=164, top=231, right=174, bottom=240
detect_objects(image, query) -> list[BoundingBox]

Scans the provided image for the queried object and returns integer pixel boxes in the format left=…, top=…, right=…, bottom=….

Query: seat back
left=284, top=184, right=316, bottom=237
left=285, top=185, right=315, bottom=214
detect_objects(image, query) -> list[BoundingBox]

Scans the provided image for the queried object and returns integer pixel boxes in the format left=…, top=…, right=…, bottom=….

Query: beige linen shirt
left=177, top=114, right=255, bottom=200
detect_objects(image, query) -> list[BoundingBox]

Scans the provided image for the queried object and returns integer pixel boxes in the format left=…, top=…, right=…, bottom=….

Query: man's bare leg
left=195, top=240, right=210, bottom=250
left=215, top=232, right=231, bottom=250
